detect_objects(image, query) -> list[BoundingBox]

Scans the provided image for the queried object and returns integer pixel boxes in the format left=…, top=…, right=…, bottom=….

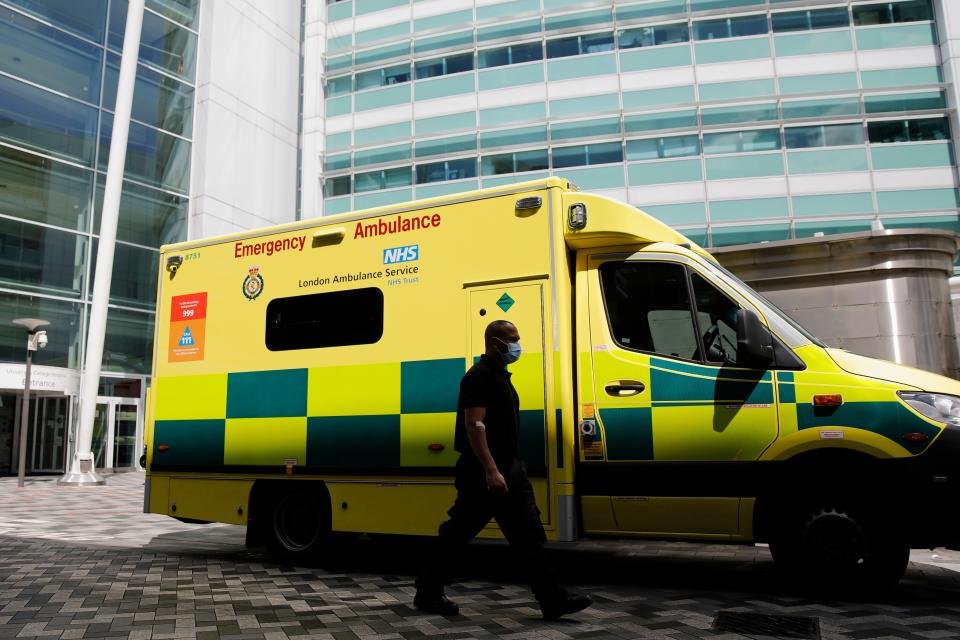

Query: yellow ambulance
left=145, top=177, right=960, bottom=591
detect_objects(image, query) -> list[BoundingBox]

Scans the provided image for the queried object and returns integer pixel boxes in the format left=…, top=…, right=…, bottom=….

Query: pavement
left=2, top=474, right=960, bottom=639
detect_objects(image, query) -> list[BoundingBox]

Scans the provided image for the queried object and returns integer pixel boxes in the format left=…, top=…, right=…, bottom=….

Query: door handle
left=604, top=381, right=646, bottom=396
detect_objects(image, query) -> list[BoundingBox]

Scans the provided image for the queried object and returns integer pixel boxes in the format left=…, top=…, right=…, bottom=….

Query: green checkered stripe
left=153, top=358, right=547, bottom=472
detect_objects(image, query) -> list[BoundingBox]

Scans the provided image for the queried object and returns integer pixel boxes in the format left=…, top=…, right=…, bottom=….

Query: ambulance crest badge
left=243, top=265, right=264, bottom=301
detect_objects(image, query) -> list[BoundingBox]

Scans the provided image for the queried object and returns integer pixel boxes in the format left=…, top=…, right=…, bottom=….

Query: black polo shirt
left=454, top=354, right=520, bottom=469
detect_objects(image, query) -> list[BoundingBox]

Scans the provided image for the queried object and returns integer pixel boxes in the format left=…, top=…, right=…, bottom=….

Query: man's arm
left=464, top=406, right=508, bottom=495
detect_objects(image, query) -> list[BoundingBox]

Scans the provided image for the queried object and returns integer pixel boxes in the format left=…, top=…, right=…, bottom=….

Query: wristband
left=472, top=420, right=486, bottom=430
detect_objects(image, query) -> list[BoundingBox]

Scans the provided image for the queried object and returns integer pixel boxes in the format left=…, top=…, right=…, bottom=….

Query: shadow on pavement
left=146, top=528, right=960, bottom=606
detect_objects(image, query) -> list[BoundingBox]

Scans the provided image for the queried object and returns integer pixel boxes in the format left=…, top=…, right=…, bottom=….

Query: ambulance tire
left=769, top=499, right=909, bottom=596
left=266, top=490, right=331, bottom=564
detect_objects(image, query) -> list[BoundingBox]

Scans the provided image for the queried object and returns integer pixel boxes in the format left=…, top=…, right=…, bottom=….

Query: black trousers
left=417, top=457, right=562, bottom=600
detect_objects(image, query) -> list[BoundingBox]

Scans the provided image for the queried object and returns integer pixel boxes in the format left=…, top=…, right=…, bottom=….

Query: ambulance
left=145, top=177, right=960, bottom=592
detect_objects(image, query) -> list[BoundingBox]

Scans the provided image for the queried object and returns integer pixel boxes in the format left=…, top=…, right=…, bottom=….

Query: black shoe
left=539, top=592, right=592, bottom=620
left=414, top=592, right=460, bottom=616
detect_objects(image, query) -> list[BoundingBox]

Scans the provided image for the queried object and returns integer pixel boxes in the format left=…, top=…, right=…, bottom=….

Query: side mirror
left=736, top=309, right=774, bottom=368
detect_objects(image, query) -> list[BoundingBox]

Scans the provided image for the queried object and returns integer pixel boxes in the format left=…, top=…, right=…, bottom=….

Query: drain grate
left=713, top=611, right=821, bottom=639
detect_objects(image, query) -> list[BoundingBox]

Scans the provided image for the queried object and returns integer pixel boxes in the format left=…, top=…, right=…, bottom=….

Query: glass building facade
left=0, top=0, right=198, bottom=473
left=315, top=0, right=960, bottom=249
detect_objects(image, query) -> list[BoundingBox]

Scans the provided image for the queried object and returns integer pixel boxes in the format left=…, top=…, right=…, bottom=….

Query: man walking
left=414, top=320, right=592, bottom=620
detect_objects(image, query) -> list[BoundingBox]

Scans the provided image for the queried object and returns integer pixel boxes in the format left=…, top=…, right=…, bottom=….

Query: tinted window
left=600, top=262, right=699, bottom=360
left=266, top=288, right=384, bottom=351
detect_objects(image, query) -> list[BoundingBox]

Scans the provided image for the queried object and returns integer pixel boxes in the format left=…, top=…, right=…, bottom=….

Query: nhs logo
left=383, top=244, right=419, bottom=264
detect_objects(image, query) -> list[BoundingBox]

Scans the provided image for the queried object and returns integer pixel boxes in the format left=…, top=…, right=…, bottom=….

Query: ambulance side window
left=265, top=287, right=384, bottom=351
left=599, top=261, right=699, bottom=360
left=690, top=273, right=739, bottom=365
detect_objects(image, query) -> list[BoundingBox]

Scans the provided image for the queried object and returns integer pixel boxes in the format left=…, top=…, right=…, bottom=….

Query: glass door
left=113, top=404, right=138, bottom=468
left=93, top=398, right=142, bottom=471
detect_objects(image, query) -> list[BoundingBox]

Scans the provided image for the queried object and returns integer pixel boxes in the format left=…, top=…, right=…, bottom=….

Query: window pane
left=415, top=135, right=475, bottom=158
left=0, top=145, right=92, bottom=230
left=909, top=117, right=950, bottom=141
left=354, top=170, right=382, bottom=192
left=867, top=120, right=909, bottom=143
left=546, top=36, right=580, bottom=58
left=104, top=53, right=195, bottom=137
left=619, top=26, right=655, bottom=49
left=4, top=0, right=107, bottom=41
left=691, top=273, right=740, bottom=365
left=356, top=69, right=384, bottom=90
left=90, top=238, right=159, bottom=309
left=265, top=288, right=384, bottom=351
left=109, top=2, right=198, bottom=81
left=626, top=138, right=661, bottom=161
left=695, top=18, right=731, bottom=40
left=446, top=53, right=474, bottom=74
left=355, top=144, right=411, bottom=166
left=894, top=0, right=934, bottom=22
left=599, top=261, right=699, bottom=359
left=324, top=153, right=351, bottom=172
left=103, top=308, right=154, bottom=374
left=94, top=177, right=187, bottom=247
left=0, top=10, right=103, bottom=104
left=415, top=59, right=444, bottom=79
left=704, top=129, right=781, bottom=153
left=553, top=145, right=588, bottom=168
left=0, top=291, right=82, bottom=368
left=481, top=153, right=515, bottom=175
left=446, top=158, right=476, bottom=180
left=581, top=32, right=615, bottom=53
left=656, top=23, right=690, bottom=45
left=0, top=74, right=98, bottom=165
left=773, top=8, right=849, bottom=33
left=146, top=0, right=199, bottom=30
left=823, top=123, right=865, bottom=146
left=731, top=15, right=768, bottom=37
left=662, top=135, right=701, bottom=158
left=784, top=125, right=825, bottom=148
left=325, top=175, right=351, bottom=196
left=0, top=218, right=86, bottom=296
left=742, top=129, right=781, bottom=151
left=511, top=42, right=542, bottom=64
left=99, top=114, right=191, bottom=193
left=478, top=47, right=510, bottom=69
left=514, top=149, right=548, bottom=172
left=587, top=141, right=623, bottom=165
left=384, top=64, right=411, bottom=85
left=326, top=76, right=352, bottom=96
left=382, top=166, right=412, bottom=188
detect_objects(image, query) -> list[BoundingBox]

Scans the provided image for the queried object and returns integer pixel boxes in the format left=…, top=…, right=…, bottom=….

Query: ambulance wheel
left=266, top=490, right=330, bottom=564
left=769, top=500, right=909, bottom=595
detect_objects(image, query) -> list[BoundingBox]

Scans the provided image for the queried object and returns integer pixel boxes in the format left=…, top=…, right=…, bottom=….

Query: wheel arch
left=753, top=447, right=885, bottom=543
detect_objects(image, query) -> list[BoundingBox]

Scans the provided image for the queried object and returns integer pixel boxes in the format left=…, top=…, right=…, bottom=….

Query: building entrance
left=91, top=397, right=142, bottom=471
left=0, top=393, right=71, bottom=475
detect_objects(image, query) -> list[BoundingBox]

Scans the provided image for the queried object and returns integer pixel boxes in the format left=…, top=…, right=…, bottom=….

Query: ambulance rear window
left=265, top=287, right=384, bottom=351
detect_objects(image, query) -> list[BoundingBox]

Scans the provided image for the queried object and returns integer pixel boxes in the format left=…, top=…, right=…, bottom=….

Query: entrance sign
left=0, top=364, right=79, bottom=395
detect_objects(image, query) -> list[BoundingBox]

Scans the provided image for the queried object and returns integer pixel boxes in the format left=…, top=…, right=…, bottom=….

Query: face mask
left=495, top=337, right=522, bottom=364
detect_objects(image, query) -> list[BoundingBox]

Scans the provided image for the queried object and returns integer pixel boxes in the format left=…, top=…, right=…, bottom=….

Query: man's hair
left=484, top=320, right=514, bottom=343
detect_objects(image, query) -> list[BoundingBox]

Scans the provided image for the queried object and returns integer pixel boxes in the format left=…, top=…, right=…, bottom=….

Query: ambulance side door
left=578, top=255, right=777, bottom=539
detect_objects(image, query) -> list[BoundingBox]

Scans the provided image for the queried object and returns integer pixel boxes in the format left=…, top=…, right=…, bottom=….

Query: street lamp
left=12, top=318, right=48, bottom=489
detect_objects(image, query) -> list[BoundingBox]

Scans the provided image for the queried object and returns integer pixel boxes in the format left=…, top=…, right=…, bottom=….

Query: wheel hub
left=803, top=508, right=867, bottom=567
left=274, top=494, right=321, bottom=552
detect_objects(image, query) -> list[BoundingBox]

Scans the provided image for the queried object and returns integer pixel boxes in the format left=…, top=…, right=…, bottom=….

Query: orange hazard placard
left=169, top=293, right=207, bottom=362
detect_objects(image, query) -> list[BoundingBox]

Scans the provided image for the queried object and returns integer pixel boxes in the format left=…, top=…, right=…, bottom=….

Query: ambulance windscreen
left=265, top=287, right=384, bottom=351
